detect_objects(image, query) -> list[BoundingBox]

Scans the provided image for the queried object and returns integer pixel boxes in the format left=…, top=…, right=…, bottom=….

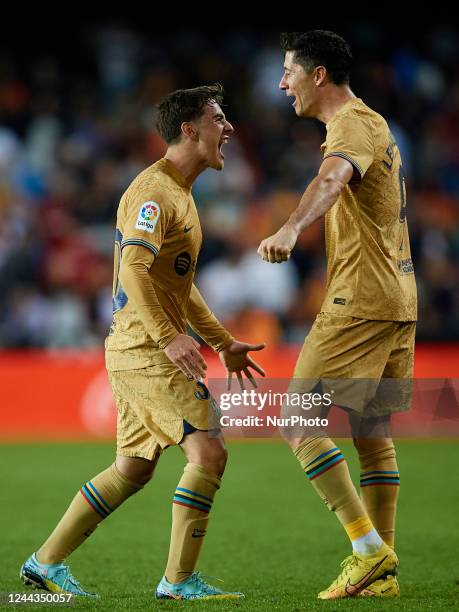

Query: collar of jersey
left=326, top=97, right=365, bottom=129
left=159, top=158, right=192, bottom=190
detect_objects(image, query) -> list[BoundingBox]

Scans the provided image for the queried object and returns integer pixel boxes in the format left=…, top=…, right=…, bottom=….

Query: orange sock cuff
left=345, top=516, right=374, bottom=541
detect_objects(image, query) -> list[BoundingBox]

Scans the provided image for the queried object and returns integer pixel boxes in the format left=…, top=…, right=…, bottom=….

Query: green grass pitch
left=1, top=440, right=458, bottom=610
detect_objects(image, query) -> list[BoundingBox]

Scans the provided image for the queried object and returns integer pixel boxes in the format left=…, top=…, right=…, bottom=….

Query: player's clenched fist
left=257, top=224, right=299, bottom=263
left=164, top=334, right=208, bottom=381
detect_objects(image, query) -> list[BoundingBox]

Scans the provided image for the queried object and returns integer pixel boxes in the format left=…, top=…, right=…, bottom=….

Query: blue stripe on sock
left=360, top=478, right=400, bottom=485
left=307, top=453, right=344, bottom=479
left=305, top=447, right=339, bottom=469
left=87, top=481, right=112, bottom=513
left=175, top=487, right=213, bottom=504
left=173, top=495, right=211, bottom=512
left=360, top=470, right=399, bottom=476
left=81, top=485, right=109, bottom=517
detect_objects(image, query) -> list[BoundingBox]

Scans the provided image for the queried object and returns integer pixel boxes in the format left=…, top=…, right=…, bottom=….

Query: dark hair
left=280, top=31, right=352, bottom=85
left=156, top=83, right=224, bottom=144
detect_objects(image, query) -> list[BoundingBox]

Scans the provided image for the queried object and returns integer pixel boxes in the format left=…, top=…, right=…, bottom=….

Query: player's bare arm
left=257, top=156, right=354, bottom=263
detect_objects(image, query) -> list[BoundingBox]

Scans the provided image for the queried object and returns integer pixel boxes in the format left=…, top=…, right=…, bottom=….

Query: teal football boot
left=20, top=553, right=99, bottom=598
left=155, top=572, right=244, bottom=600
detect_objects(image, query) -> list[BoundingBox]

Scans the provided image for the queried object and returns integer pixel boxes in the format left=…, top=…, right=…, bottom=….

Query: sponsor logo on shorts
left=333, top=297, right=346, bottom=305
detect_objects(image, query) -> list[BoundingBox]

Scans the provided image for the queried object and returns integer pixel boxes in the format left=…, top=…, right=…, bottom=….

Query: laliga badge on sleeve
left=135, top=201, right=160, bottom=233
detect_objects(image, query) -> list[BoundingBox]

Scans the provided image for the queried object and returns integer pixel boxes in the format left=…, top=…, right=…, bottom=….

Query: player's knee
left=353, top=437, right=396, bottom=461
left=278, top=399, right=326, bottom=447
left=181, top=430, right=228, bottom=476
left=279, top=428, right=327, bottom=453
left=115, top=455, right=157, bottom=485
left=290, top=434, right=327, bottom=455
left=193, top=442, right=228, bottom=477
left=215, top=449, right=228, bottom=476
left=205, top=443, right=228, bottom=476
left=282, top=435, right=303, bottom=450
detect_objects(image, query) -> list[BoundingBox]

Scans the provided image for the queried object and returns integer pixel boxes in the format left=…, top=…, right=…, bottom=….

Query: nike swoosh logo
left=345, top=555, right=388, bottom=596
left=184, top=225, right=193, bottom=233
left=191, top=533, right=206, bottom=538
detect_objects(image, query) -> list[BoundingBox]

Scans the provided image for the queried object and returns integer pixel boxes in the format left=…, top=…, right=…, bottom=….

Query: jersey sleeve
left=118, top=244, right=179, bottom=349
left=323, top=111, right=375, bottom=179
left=120, top=186, right=174, bottom=256
left=187, top=284, right=234, bottom=352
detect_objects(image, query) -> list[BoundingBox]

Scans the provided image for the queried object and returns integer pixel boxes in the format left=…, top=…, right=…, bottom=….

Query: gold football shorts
left=289, top=312, right=416, bottom=417
left=108, top=362, right=220, bottom=460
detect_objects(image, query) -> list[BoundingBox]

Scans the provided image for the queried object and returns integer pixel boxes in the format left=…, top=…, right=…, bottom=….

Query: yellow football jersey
left=106, top=158, right=203, bottom=371
left=320, top=98, right=417, bottom=321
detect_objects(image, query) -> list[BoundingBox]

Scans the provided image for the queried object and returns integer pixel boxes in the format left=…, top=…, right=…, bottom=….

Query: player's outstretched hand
left=219, top=341, right=266, bottom=390
left=164, top=334, right=208, bottom=381
left=257, top=224, right=298, bottom=263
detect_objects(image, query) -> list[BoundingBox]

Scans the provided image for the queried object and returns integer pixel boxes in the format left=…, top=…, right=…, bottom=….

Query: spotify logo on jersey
left=174, top=252, right=192, bottom=276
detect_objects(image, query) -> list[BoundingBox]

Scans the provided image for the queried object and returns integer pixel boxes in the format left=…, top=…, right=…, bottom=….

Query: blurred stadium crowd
left=1, top=26, right=458, bottom=349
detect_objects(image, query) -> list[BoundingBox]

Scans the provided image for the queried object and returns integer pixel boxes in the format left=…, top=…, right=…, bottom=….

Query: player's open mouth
left=219, top=136, right=229, bottom=159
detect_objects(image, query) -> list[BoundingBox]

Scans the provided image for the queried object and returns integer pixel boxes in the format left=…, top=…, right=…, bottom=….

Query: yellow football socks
left=36, top=463, right=142, bottom=564
left=344, top=515, right=374, bottom=540
left=356, top=440, right=400, bottom=548
left=294, top=436, right=383, bottom=553
left=165, top=463, right=220, bottom=584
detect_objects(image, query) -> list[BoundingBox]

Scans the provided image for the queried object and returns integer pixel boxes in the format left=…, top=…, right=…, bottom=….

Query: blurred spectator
left=1, top=26, right=458, bottom=348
